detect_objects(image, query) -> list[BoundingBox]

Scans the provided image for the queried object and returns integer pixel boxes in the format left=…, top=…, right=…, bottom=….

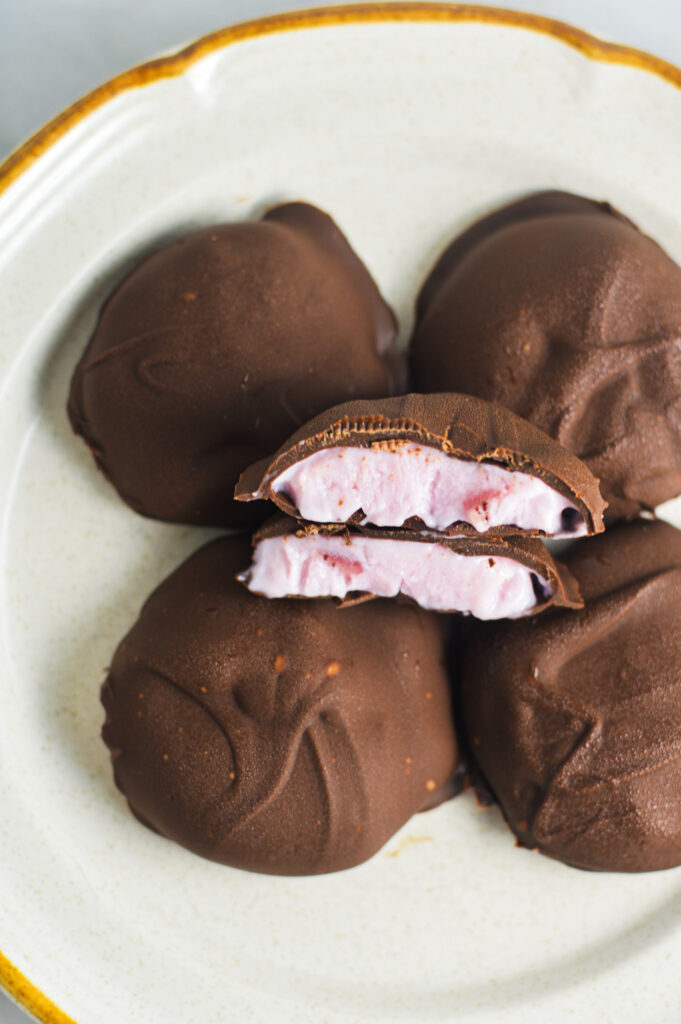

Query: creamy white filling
left=272, top=444, right=585, bottom=537
left=241, top=534, right=550, bottom=619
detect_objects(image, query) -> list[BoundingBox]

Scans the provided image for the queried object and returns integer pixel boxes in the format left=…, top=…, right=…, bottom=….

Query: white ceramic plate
left=3, top=6, right=681, bottom=1022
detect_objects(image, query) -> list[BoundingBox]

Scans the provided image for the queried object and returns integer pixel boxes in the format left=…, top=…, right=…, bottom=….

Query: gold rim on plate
left=4, top=2, right=681, bottom=198
left=2, top=4, right=681, bottom=1021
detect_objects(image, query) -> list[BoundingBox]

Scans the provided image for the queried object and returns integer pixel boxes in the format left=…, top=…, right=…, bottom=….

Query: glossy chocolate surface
left=69, top=202, right=401, bottom=527
left=102, top=536, right=460, bottom=875
left=411, top=192, right=681, bottom=519
left=236, top=392, right=605, bottom=537
left=461, top=519, right=681, bottom=872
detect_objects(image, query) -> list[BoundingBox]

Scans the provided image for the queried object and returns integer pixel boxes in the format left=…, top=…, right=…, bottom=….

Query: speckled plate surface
left=2, top=5, right=681, bottom=1023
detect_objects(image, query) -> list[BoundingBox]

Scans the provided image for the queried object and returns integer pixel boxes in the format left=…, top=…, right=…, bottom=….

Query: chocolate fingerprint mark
left=144, top=667, right=237, bottom=769
left=524, top=575, right=681, bottom=843
left=530, top=333, right=675, bottom=453
left=200, top=673, right=343, bottom=839
left=79, top=324, right=187, bottom=374
left=304, top=710, right=370, bottom=867
left=531, top=715, right=601, bottom=844
left=137, top=346, right=225, bottom=395
left=304, top=719, right=337, bottom=861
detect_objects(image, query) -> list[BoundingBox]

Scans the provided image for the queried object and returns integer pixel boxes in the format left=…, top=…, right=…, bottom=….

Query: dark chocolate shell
left=460, top=519, right=681, bottom=872
left=411, top=190, right=681, bottom=520
left=101, top=535, right=461, bottom=875
left=241, top=514, right=582, bottom=617
left=236, top=392, right=605, bottom=537
left=69, top=202, right=402, bottom=528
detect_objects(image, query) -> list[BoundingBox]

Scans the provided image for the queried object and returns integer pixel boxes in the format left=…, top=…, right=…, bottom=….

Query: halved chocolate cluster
left=235, top=392, right=605, bottom=617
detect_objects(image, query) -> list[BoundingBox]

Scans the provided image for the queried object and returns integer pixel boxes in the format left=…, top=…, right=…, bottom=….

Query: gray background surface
left=1, top=1, right=679, bottom=1021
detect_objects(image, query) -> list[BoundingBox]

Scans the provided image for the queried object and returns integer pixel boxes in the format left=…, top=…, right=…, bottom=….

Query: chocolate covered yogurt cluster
left=70, top=193, right=681, bottom=875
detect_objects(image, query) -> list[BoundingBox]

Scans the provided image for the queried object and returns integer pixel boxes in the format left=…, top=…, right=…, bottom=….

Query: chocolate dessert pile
left=69, top=194, right=681, bottom=875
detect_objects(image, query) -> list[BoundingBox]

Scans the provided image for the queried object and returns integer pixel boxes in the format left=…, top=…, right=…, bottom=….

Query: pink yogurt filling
left=241, top=534, right=550, bottom=619
left=272, top=444, right=585, bottom=537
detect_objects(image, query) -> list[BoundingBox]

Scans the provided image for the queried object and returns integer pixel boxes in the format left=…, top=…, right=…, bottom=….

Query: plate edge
left=0, top=951, right=76, bottom=1024
left=3, top=2, right=681, bottom=201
